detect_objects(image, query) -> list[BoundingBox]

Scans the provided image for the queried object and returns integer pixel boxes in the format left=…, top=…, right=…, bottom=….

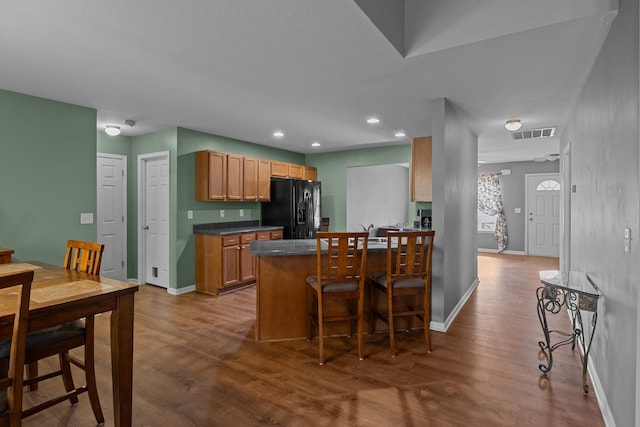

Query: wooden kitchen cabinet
left=410, top=136, right=433, bottom=202
left=258, top=159, right=271, bottom=201
left=195, top=150, right=243, bottom=201
left=226, top=153, right=243, bottom=200
left=196, top=228, right=283, bottom=295
left=303, top=166, right=317, bottom=181
left=270, top=161, right=289, bottom=178
left=243, top=157, right=259, bottom=201
left=196, top=151, right=227, bottom=200
left=288, top=163, right=304, bottom=179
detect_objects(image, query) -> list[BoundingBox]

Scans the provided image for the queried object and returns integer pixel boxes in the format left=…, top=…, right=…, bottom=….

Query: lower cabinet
left=196, top=230, right=281, bottom=295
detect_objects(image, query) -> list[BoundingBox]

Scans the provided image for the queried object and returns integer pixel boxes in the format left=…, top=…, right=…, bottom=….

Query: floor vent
left=512, top=127, right=556, bottom=141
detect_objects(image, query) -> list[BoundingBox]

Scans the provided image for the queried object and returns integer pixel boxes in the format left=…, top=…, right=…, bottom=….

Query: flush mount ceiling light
left=505, top=119, right=522, bottom=132
left=105, top=125, right=121, bottom=136
left=311, top=142, right=321, bottom=147
left=273, top=131, right=284, bottom=137
left=366, top=117, right=380, bottom=124
left=394, top=131, right=406, bottom=138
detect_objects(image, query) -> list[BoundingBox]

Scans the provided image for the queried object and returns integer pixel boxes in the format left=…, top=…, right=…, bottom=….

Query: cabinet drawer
left=222, top=235, right=240, bottom=246
left=270, top=230, right=283, bottom=240
left=256, top=231, right=271, bottom=240
left=241, top=233, right=257, bottom=243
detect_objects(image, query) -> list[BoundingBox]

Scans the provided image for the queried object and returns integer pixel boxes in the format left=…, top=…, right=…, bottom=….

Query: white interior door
left=526, top=173, right=560, bottom=257
left=97, top=154, right=127, bottom=281
left=139, top=152, right=169, bottom=288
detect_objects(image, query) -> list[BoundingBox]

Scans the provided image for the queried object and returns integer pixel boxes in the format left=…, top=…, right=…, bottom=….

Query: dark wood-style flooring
left=22, top=253, right=604, bottom=426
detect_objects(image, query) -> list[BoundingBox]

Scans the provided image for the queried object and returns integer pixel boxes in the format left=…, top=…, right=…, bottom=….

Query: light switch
left=187, top=210, right=193, bottom=219
left=514, top=208, right=521, bottom=214
left=624, top=227, right=631, bottom=253
left=240, top=209, right=244, bottom=217
left=80, top=212, right=94, bottom=224
left=220, top=210, right=225, bottom=218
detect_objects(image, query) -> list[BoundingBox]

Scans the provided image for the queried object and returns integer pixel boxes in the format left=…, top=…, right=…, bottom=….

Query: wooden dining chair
left=369, top=230, right=435, bottom=356
left=306, top=232, right=369, bottom=365
left=0, top=270, right=34, bottom=427
left=22, top=240, right=104, bottom=423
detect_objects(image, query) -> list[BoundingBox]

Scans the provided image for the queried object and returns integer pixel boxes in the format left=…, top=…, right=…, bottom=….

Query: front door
left=139, top=152, right=169, bottom=288
left=526, top=173, right=560, bottom=257
left=97, top=154, right=127, bottom=281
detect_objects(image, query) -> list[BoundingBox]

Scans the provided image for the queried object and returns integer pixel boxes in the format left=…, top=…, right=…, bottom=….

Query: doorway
left=138, top=151, right=170, bottom=288
left=97, top=153, right=127, bottom=281
left=525, top=173, right=560, bottom=256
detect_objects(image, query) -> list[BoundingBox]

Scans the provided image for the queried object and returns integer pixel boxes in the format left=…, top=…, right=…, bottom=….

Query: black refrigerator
left=261, top=178, right=321, bottom=239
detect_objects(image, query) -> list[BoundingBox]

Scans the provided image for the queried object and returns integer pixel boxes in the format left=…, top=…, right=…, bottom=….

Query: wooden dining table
left=0, top=261, right=138, bottom=427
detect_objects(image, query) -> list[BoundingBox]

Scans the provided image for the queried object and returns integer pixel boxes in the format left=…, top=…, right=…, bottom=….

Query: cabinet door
left=243, top=157, right=259, bottom=201
left=303, top=166, right=317, bottom=181
left=239, top=234, right=256, bottom=282
left=271, top=161, right=288, bottom=178
left=222, top=244, right=240, bottom=287
left=226, top=154, right=243, bottom=200
left=195, top=151, right=227, bottom=200
left=410, top=137, right=432, bottom=202
left=258, top=159, right=271, bottom=201
left=288, top=163, right=304, bottom=179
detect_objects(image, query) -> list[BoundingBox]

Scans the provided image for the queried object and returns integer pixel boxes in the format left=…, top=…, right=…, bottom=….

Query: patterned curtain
left=478, top=173, right=508, bottom=252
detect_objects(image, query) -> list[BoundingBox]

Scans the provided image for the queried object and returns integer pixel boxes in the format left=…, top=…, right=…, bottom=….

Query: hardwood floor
left=22, top=253, right=604, bottom=426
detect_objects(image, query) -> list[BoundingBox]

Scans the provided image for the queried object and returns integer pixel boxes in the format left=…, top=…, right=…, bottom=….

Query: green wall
left=0, top=89, right=97, bottom=264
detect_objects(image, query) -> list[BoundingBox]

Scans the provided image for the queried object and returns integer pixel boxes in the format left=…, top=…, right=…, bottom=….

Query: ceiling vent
left=511, top=127, right=556, bottom=141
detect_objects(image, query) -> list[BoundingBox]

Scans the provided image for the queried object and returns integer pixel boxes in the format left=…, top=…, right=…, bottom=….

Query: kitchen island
left=251, top=238, right=423, bottom=342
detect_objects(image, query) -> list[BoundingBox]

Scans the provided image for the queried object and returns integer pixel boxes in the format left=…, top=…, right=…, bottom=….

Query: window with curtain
left=478, top=173, right=508, bottom=252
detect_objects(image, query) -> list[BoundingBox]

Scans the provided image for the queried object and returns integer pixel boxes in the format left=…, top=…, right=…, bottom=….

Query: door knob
left=143, top=226, right=149, bottom=230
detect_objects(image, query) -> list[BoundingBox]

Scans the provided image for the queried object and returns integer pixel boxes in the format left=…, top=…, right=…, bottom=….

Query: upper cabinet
left=410, top=137, right=432, bottom=202
left=196, top=150, right=313, bottom=202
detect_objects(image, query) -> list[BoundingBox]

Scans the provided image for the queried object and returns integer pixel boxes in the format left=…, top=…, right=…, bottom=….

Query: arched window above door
left=536, top=180, right=560, bottom=191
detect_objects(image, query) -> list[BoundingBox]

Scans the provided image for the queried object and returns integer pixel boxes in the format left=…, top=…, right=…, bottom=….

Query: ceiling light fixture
left=394, top=131, right=406, bottom=138
left=505, top=119, right=522, bottom=132
left=366, top=117, right=380, bottom=124
left=311, top=142, right=320, bottom=147
left=273, top=131, right=284, bottom=137
left=105, top=125, right=121, bottom=136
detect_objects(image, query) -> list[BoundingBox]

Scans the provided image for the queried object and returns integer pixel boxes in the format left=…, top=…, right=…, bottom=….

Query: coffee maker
left=417, top=209, right=432, bottom=229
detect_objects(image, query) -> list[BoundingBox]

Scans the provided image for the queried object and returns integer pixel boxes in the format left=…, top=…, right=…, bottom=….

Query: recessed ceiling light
left=311, top=142, right=321, bottom=147
left=394, top=131, right=406, bottom=138
left=366, top=117, right=380, bottom=124
left=505, top=119, right=522, bottom=131
left=273, top=131, right=284, bottom=137
left=105, top=125, right=121, bottom=136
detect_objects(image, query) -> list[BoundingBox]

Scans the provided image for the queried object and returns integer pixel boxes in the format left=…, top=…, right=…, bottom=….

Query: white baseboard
left=430, top=277, right=480, bottom=332
left=127, top=278, right=140, bottom=285
left=168, top=285, right=195, bottom=295
left=477, top=248, right=527, bottom=255
left=588, top=362, right=615, bottom=427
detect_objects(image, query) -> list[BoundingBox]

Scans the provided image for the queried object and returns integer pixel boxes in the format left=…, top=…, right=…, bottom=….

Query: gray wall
left=431, top=98, right=478, bottom=324
left=346, top=164, right=409, bottom=233
left=561, top=0, right=639, bottom=425
left=477, top=161, right=559, bottom=252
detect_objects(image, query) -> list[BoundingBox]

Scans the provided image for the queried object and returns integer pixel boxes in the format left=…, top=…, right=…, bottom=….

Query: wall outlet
left=187, top=210, right=193, bottom=219
left=514, top=208, right=521, bottom=214
left=220, top=210, right=225, bottom=218
left=239, top=209, right=244, bottom=217
left=624, top=227, right=631, bottom=253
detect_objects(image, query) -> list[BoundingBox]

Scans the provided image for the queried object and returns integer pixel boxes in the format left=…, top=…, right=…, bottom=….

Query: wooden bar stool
left=306, top=232, right=369, bottom=365
left=369, top=230, right=435, bottom=356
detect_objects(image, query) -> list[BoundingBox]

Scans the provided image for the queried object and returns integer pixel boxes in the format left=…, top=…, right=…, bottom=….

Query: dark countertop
left=250, top=238, right=389, bottom=256
left=193, top=221, right=283, bottom=236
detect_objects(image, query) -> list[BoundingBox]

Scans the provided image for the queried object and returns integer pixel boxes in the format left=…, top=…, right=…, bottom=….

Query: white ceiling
left=0, top=0, right=617, bottom=163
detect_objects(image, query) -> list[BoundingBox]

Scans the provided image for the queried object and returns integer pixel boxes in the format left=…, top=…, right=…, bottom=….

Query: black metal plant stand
left=536, top=270, right=601, bottom=393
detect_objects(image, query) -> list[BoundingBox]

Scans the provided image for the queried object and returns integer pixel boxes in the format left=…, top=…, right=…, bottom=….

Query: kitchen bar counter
left=253, top=237, right=421, bottom=342
left=194, top=220, right=283, bottom=236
